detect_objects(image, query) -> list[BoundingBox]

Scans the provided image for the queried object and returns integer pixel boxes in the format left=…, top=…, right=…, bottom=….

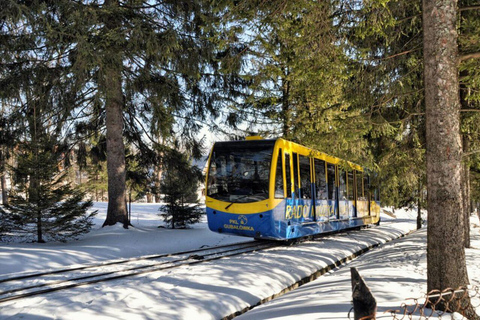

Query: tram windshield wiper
left=225, top=195, right=250, bottom=210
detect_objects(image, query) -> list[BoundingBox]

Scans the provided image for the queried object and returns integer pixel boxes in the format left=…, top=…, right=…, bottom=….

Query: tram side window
left=356, top=171, right=364, bottom=200
left=327, top=163, right=336, bottom=200
left=315, top=159, right=327, bottom=200
left=285, top=153, right=292, bottom=197
left=339, top=170, right=347, bottom=200
left=274, top=150, right=284, bottom=198
left=299, top=155, right=312, bottom=199
left=347, top=171, right=354, bottom=201
left=293, top=153, right=300, bottom=197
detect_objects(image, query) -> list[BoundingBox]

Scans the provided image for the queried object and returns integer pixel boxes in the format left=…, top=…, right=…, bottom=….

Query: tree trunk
left=417, top=196, right=422, bottom=230
left=101, top=0, right=129, bottom=229
left=462, top=136, right=471, bottom=248
left=154, top=163, right=162, bottom=203
left=281, top=76, right=291, bottom=138
left=102, top=69, right=128, bottom=228
left=417, top=180, right=423, bottom=230
left=1, top=173, right=7, bottom=206
left=423, top=0, right=478, bottom=317
left=36, top=210, right=44, bottom=243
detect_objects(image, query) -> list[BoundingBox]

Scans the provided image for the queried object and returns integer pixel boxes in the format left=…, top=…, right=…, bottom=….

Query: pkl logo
left=238, top=215, right=248, bottom=225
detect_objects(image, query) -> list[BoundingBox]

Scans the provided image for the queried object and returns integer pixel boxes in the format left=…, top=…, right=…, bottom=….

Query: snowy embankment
left=0, top=203, right=478, bottom=319
left=237, top=213, right=480, bottom=320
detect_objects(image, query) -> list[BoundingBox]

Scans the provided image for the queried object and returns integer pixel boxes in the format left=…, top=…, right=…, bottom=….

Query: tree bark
left=103, top=83, right=128, bottom=228
left=281, top=76, right=291, bottom=138
left=417, top=194, right=422, bottom=230
left=462, top=136, right=471, bottom=248
left=154, top=163, right=162, bottom=203
left=0, top=151, right=7, bottom=205
left=423, top=0, right=478, bottom=317
left=101, top=0, right=129, bottom=229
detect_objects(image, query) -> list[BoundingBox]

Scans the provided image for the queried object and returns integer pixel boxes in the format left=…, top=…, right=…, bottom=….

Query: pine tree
left=159, top=149, right=203, bottom=229
left=0, top=1, right=96, bottom=242
left=0, top=115, right=15, bottom=206
left=26, top=0, right=233, bottom=228
left=0, top=129, right=95, bottom=243
left=424, top=0, right=479, bottom=317
left=221, top=1, right=368, bottom=160
left=74, top=134, right=109, bottom=202
left=459, top=0, right=480, bottom=248
left=339, top=0, right=427, bottom=208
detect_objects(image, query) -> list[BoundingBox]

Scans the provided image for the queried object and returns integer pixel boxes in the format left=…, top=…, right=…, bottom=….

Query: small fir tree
left=159, top=150, right=203, bottom=229
left=0, top=134, right=96, bottom=243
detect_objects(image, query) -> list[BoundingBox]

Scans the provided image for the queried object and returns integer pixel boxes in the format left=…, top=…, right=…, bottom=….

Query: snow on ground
left=0, top=203, right=245, bottom=277
left=237, top=214, right=480, bottom=320
left=0, top=203, right=479, bottom=320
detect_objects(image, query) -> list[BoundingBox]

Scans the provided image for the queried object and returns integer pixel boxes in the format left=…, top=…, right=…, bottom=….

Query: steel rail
left=0, top=240, right=259, bottom=284
left=0, top=241, right=279, bottom=304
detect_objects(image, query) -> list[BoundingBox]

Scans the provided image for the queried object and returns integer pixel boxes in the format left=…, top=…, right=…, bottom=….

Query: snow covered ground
left=0, top=203, right=479, bottom=319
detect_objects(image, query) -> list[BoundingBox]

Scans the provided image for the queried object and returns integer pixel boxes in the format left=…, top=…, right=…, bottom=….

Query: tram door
left=356, top=171, right=368, bottom=218
left=338, top=170, right=349, bottom=220
left=274, top=149, right=285, bottom=200
left=325, top=163, right=337, bottom=220
left=288, top=153, right=313, bottom=223
left=313, top=159, right=329, bottom=222
left=347, top=170, right=356, bottom=218
left=298, top=155, right=314, bottom=223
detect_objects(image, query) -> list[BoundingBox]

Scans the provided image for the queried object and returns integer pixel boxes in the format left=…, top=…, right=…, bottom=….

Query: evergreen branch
left=127, top=112, right=159, bottom=147
left=395, top=14, right=422, bottom=24
left=460, top=109, right=480, bottom=112
left=464, top=149, right=480, bottom=157
left=119, top=1, right=164, bottom=10
left=459, top=52, right=480, bottom=62
left=459, top=5, right=480, bottom=12
left=373, top=48, right=421, bottom=61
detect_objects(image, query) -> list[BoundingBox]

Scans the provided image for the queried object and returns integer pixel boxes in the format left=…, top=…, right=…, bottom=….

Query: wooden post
left=351, top=267, right=377, bottom=319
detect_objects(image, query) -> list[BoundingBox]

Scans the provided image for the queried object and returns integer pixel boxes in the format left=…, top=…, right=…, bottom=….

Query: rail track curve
left=0, top=240, right=280, bottom=304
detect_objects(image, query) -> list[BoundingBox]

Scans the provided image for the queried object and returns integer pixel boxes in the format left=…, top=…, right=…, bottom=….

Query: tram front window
left=207, top=141, right=274, bottom=203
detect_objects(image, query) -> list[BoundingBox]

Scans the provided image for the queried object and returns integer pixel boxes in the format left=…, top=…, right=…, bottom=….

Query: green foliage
left=2, top=0, right=241, bottom=226
left=472, top=165, right=480, bottom=205
left=217, top=1, right=372, bottom=164
left=459, top=0, right=480, bottom=195
left=53, top=0, right=231, bottom=149
left=159, top=150, right=204, bottom=229
left=0, top=1, right=97, bottom=241
left=342, top=0, right=426, bottom=208
left=126, top=148, right=152, bottom=202
left=0, top=134, right=96, bottom=243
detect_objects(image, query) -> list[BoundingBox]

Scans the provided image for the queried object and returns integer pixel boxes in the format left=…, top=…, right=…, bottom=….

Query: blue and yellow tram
left=205, top=137, right=380, bottom=240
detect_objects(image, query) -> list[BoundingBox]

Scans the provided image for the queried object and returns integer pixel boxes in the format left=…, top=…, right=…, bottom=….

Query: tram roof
left=211, top=137, right=364, bottom=172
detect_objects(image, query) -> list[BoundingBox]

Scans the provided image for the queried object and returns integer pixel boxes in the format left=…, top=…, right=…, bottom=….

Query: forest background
left=0, top=0, right=479, bottom=231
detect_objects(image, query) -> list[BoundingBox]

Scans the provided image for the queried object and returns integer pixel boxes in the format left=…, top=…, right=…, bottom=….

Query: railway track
left=0, top=240, right=280, bottom=304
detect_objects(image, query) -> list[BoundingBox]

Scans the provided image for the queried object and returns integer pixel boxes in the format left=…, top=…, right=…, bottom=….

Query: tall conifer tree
left=23, top=0, right=235, bottom=228
left=423, top=1, right=479, bottom=317
left=159, top=149, right=203, bottom=229
left=217, top=1, right=369, bottom=162
left=0, top=2, right=96, bottom=241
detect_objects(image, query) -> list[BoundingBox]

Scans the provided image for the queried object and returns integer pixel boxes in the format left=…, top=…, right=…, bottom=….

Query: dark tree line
left=0, top=0, right=240, bottom=235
